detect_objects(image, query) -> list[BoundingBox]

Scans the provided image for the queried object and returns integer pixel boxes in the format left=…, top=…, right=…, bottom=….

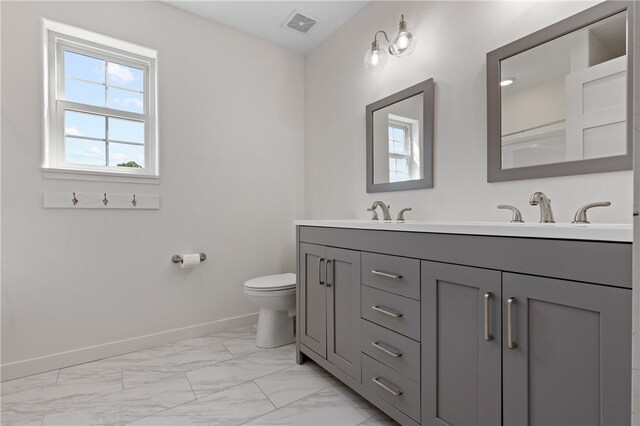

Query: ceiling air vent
left=282, top=10, right=318, bottom=35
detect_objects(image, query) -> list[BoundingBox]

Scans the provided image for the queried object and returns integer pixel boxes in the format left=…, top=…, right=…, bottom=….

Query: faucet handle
left=367, top=207, right=379, bottom=221
left=572, top=201, right=611, bottom=224
left=396, top=208, right=412, bottom=222
left=497, top=205, right=524, bottom=223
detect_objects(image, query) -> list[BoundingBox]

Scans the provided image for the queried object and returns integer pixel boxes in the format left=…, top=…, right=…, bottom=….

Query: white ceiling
left=162, top=1, right=368, bottom=54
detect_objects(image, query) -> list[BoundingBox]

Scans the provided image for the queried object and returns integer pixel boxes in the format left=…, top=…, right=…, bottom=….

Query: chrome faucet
left=396, top=208, right=412, bottom=222
left=572, top=201, right=611, bottom=224
left=370, top=201, right=392, bottom=221
left=529, top=192, right=555, bottom=223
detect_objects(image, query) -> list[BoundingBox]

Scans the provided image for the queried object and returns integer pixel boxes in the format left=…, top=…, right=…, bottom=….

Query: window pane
left=390, top=141, right=404, bottom=154
left=108, top=143, right=145, bottom=168
left=107, top=88, right=143, bottom=113
left=65, top=111, right=105, bottom=139
left=397, top=158, right=408, bottom=170
left=65, top=137, right=106, bottom=166
left=107, top=62, right=143, bottom=92
left=108, top=117, right=144, bottom=143
left=388, top=126, right=394, bottom=140
left=393, top=127, right=405, bottom=141
left=64, top=51, right=105, bottom=84
left=65, top=79, right=105, bottom=107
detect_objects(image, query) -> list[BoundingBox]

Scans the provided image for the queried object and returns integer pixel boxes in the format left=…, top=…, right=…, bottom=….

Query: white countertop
left=294, top=219, right=633, bottom=242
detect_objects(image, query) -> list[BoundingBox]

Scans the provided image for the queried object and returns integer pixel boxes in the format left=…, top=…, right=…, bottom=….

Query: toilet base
left=256, top=308, right=295, bottom=349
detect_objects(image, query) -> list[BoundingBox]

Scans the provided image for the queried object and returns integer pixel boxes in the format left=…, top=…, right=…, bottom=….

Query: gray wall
left=304, top=0, right=632, bottom=224
left=1, top=1, right=304, bottom=377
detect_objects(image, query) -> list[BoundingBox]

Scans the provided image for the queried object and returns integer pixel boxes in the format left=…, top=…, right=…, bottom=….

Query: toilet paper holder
left=172, top=253, right=207, bottom=264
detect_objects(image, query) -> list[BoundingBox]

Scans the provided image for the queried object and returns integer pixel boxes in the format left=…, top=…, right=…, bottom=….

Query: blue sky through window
left=63, top=51, right=145, bottom=168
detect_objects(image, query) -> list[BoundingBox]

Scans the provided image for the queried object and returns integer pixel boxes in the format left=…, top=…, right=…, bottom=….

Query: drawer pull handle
left=507, top=297, right=517, bottom=349
left=371, top=270, right=402, bottom=279
left=484, top=292, right=493, bottom=342
left=372, top=377, right=403, bottom=396
left=318, top=258, right=325, bottom=286
left=372, top=305, right=403, bottom=318
left=372, top=341, right=402, bottom=357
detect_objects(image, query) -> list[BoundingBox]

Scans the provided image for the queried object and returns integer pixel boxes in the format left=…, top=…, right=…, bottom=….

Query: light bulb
left=364, top=42, right=387, bottom=72
left=389, top=15, right=416, bottom=57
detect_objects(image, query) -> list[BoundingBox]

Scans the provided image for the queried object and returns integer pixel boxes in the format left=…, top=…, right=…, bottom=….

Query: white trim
left=1, top=312, right=259, bottom=381
left=42, top=18, right=156, bottom=58
left=42, top=167, right=159, bottom=184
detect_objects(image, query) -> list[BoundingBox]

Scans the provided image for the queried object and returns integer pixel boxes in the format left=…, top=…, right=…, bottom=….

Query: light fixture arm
left=398, top=15, right=407, bottom=30
left=373, top=30, right=391, bottom=45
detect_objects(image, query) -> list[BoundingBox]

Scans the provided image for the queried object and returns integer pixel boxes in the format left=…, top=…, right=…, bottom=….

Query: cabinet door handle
left=371, top=270, right=402, bottom=279
left=372, top=341, right=402, bottom=357
left=318, top=258, right=325, bottom=286
left=325, top=259, right=332, bottom=287
left=484, top=292, right=493, bottom=342
left=372, top=377, right=403, bottom=396
left=371, top=305, right=403, bottom=318
left=507, top=297, right=517, bottom=349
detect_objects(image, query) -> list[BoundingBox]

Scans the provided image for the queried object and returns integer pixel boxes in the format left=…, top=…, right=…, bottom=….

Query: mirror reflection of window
left=388, top=121, right=410, bottom=182
left=372, top=93, right=424, bottom=185
left=500, top=10, right=627, bottom=169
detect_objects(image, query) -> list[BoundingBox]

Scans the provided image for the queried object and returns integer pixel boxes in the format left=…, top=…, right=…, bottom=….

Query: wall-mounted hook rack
left=44, top=191, right=160, bottom=210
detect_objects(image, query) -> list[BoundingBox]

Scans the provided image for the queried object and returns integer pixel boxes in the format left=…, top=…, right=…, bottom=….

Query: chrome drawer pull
left=507, top=297, right=517, bottom=349
left=318, top=258, right=325, bottom=286
left=372, top=341, right=402, bottom=357
left=372, top=377, right=403, bottom=396
left=371, top=270, right=402, bottom=279
left=484, top=292, right=493, bottom=342
left=371, top=305, right=403, bottom=318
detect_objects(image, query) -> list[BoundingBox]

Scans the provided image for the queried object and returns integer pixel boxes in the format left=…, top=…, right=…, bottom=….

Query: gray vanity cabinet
left=298, top=243, right=361, bottom=382
left=326, top=247, right=362, bottom=382
left=299, top=243, right=327, bottom=357
left=297, top=226, right=632, bottom=426
left=502, top=273, right=632, bottom=426
left=421, top=261, right=502, bottom=426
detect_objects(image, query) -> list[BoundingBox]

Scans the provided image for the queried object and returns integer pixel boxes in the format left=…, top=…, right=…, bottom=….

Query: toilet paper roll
left=180, top=254, right=201, bottom=269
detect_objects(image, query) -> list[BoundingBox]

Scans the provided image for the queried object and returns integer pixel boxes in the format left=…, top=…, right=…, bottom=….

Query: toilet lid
left=244, top=273, right=296, bottom=291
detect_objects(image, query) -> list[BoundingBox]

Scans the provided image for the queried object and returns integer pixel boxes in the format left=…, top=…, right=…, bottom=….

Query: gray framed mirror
left=366, top=79, right=434, bottom=192
left=487, top=1, right=634, bottom=182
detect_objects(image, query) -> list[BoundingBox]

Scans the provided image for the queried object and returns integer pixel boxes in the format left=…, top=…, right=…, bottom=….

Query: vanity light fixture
left=364, top=14, right=416, bottom=72
left=500, top=77, right=516, bottom=87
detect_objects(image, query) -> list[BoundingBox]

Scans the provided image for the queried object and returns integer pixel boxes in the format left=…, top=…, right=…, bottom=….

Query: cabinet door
left=503, top=273, right=631, bottom=426
left=422, top=261, right=502, bottom=426
left=299, top=243, right=327, bottom=358
left=327, top=247, right=362, bottom=382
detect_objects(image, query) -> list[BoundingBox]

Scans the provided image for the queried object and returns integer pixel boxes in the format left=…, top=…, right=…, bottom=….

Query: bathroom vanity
left=295, top=221, right=632, bottom=426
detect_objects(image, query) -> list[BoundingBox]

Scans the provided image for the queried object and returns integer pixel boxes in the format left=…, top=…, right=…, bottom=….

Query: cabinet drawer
left=362, top=286, right=420, bottom=341
left=362, top=252, right=420, bottom=300
left=362, top=353, right=420, bottom=422
left=361, top=319, right=420, bottom=380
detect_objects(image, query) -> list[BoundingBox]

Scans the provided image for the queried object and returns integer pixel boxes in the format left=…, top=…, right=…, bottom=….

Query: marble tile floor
left=1, top=325, right=398, bottom=426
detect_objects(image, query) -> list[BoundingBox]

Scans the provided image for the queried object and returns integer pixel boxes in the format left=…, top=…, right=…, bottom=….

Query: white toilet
left=243, top=273, right=296, bottom=348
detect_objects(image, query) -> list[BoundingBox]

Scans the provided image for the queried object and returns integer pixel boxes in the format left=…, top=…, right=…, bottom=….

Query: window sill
left=42, top=167, right=159, bottom=184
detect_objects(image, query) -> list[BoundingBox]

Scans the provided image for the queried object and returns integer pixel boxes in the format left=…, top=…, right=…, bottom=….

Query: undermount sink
left=293, top=219, right=632, bottom=242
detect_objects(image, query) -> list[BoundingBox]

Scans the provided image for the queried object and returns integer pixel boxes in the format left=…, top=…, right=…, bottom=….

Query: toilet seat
left=244, top=273, right=296, bottom=292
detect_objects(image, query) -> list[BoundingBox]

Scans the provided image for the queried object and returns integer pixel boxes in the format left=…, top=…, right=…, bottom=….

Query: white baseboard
left=1, top=312, right=259, bottom=382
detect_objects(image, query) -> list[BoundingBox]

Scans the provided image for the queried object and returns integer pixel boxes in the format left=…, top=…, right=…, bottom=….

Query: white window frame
left=42, top=19, right=158, bottom=182
left=388, top=120, right=412, bottom=182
